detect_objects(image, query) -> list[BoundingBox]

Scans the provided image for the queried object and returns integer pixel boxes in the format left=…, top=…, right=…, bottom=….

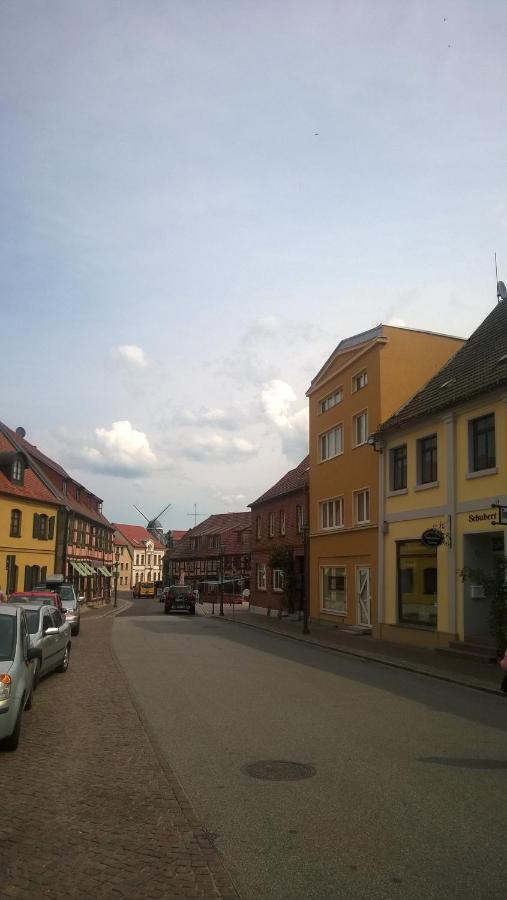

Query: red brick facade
left=249, top=457, right=309, bottom=614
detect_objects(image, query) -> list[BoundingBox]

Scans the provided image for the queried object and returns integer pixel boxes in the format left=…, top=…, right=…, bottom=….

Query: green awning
left=79, top=563, right=94, bottom=575
left=98, top=565, right=112, bottom=577
left=70, top=560, right=87, bottom=576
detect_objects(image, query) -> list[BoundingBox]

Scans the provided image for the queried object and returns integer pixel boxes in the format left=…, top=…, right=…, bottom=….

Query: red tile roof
left=249, top=456, right=309, bottom=507
left=1, top=423, right=69, bottom=478
left=112, top=523, right=166, bottom=550
left=0, top=431, right=63, bottom=506
left=170, top=531, right=187, bottom=542
left=168, top=513, right=251, bottom=559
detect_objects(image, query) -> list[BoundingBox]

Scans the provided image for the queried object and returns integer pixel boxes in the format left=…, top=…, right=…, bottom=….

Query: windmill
left=133, top=502, right=171, bottom=544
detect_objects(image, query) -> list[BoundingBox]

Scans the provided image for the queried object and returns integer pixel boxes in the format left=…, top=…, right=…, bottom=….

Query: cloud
left=175, top=407, right=239, bottom=431
left=261, top=379, right=309, bottom=461
left=243, top=315, right=281, bottom=343
left=66, top=420, right=161, bottom=477
left=112, top=344, right=149, bottom=369
left=386, top=316, right=408, bottom=328
left=216, top=491, right=248, bottom=509
left=186, top=434, right=258, bottom=462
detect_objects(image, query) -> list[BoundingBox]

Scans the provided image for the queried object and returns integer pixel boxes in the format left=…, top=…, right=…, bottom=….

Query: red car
left=7, top=591, right=65, bottom=615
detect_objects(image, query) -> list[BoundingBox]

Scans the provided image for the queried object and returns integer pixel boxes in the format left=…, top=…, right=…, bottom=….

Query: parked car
left=0, top=606, right=41, bottom=751
left=34, top=578, right=81, bottom=635
left=164, top=585, right=197, bottom=615
left=133, top=582, right=156, bottom=599
left=22, top=605, right=71, bottom=684
left=8, top=591, right=66, bottom=615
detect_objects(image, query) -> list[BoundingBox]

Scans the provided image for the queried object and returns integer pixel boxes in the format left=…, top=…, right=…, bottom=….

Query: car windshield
left=0, top=615, right=16, bottom=661
left=59, top=586, right=75, bottom=603
left=24, top=609, right=41, bottom=635
left=10, top=594, right=53, bottom=604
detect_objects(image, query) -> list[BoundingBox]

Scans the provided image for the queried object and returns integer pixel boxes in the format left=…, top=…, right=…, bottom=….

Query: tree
left=268, top=546, right=298, bottom=615
left=460, top=557, right=507, bottom=656
left=164, top=530, right=174, bottom=548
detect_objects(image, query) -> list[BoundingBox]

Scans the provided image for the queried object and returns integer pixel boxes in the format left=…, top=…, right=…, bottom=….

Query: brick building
left=249, top=456, right=309, bottom=615
left=165, top=513, right=251, bottom=598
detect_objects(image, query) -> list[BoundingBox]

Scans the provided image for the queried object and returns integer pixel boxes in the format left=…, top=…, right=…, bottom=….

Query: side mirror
left=78, top=595, right=85, bottom=604
left=44, top=627, right=59, bottom=636
left=27, top=646, right=42, bottom=662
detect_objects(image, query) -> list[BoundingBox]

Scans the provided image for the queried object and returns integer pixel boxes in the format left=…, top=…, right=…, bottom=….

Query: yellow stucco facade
left=307, top=325, right=464, bottom=628
left=0, top=495, right=59, bottom=594
left=379, top=392, right=507, bottom=647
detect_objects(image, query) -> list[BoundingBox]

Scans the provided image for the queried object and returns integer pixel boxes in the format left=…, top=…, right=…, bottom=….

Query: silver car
left=22, top=604, right=71, bottom=685
left=0, top=606, right=41, bottom=751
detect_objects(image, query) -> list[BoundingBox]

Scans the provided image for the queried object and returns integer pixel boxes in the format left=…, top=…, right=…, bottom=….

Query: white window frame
left=257, top=564, right=267, bottom=590
left=272, top=568, right=284, bottom=592
left=319, top=424, right=344, bottom=461
left=353, top=409, right=368, bottom=447
left=352, top=369, right=368, bottom=392
left=320, top=565, right=347, bottom=615
left=280, top=510, right=286, bottom=536
left=268, top=512, right=275, bottom=537
left=320, top=496, right=344, bottom=531
left=354, top=488, right=370, bottom=525
left=320, top=387, right=343, bottom=413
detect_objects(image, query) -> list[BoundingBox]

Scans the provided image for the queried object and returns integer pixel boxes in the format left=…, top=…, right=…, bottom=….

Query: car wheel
left=32, top=659, right=40, bottom=690
left=25, top=686, right=33, bottom=711
left=2, top=705, right=22, bottom=751
left=189, top=607, right=196, bottom=615
left=57, top=644, right=71, bottom=673
left=72, top=622, right=80, bottom=636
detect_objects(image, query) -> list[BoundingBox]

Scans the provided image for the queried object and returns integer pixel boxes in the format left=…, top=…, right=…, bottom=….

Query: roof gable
left=249, top=455, right=309, bottom=507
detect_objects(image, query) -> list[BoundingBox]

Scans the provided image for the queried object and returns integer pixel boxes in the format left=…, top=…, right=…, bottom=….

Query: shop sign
left=467, top=511, right=497, bottom=524
left=491, top=504, right=507, bottom=526
left=421, top=528, right=444, bottom=548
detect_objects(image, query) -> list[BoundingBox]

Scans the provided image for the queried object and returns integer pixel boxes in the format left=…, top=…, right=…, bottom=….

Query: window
left=417, top=434, right=437, bottom=484
left=11, top=457, right=23, bottom=483
left=273, top=569, right=284, bottom=592
left=397, top=541, right=437, bottom=627
left=321, top=566, right=346, bottom=614
left=256, top=516, right=261, bottom=540
left=390, top=445, right=407, bottom=491
left=135, top=554, right=140, bottom=565
left=32, top=514, right=54, bottom=540
left=320, top=497, right=344, bottom=530
left=320, top=388, right=343, bottom=413
left=320, top=424, right=343, bottom=461
left=352, top=370, right=368, bottom=392
left=6, top=555, right=18, bottom=592
left=269, top=512, right=275, bottom=537
left=354, top=489, right=370, bottom=524
left=257, top=564, right=267, bottom=590
left=280, top=510, right=286, bottom=536
left=469, top=414, right=496, bottom=472
left=296, top=505, right=304, bottom=534
left=353, top=410, right=368, bottom=447
left=125, top=561, right=129, bottom=570
left=10, top=509, right=21, bottom=538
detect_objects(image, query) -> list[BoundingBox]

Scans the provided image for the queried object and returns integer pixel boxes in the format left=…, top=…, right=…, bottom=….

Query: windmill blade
left=153, top=502, right=172, bottom=520
left=133, top=504, right=149, bottom=522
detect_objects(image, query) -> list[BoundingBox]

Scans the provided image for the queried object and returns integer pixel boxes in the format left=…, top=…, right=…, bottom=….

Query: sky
left=1, top=1, right=507, bottom=530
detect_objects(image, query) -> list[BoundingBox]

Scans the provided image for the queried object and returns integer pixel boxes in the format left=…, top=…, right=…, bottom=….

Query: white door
left=356, top=567, right=371, bottom=627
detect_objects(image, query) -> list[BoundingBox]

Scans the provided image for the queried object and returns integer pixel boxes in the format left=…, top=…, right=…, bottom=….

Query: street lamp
left=113, top=546, right=120, bottom=608
left=219, top=543, right=225, bottom=616
left=302, top=522, right=310, bottom=635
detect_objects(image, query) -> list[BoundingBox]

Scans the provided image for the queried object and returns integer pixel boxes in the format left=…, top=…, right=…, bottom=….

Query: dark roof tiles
left=249, top=455, right=309, bottom=508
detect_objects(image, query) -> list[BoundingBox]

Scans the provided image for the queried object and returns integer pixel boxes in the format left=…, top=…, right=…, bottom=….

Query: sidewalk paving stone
left=0, top=611, right=239, bottom=900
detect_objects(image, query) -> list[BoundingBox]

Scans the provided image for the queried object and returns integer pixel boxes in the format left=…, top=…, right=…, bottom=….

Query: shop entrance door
left=356, top=566, right=371, bottom=627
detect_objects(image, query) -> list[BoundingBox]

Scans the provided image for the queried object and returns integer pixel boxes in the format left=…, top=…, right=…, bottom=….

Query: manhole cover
left=242, top=760, right=316, bottom=781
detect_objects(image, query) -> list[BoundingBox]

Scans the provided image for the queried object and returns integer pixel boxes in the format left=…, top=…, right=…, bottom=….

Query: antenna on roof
left=187, top=503, right=208, bottom=527
left=495, top=253, right=507, bottom=302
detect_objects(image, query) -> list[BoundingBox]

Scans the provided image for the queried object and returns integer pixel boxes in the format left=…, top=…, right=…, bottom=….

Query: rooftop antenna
left=187, top=503, right=208, bottom=527
left=495, top=252, right=507, bottom=302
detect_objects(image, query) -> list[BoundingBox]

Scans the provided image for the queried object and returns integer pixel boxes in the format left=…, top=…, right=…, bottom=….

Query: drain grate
left=242, top=760, right=316, bottom=781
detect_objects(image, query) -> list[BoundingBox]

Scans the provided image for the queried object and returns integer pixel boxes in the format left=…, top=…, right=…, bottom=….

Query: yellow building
left=307, top=325, right=464, bottom=628
left=0, top=429, right=63, bottom=593
left=112, top=531, right=133, bottom=590
left=376, top=300, right=507, bottom=649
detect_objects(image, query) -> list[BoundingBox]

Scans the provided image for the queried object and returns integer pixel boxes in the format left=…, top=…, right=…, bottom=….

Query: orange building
left=307, top=324, right=464, bottom=629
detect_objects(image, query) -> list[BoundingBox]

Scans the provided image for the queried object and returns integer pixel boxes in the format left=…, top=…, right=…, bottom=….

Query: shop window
left=320, top=566, right=346, bottom=614
left=397, top=541, right=437, bottom=627
left=469, top=413, right=495, bottom=472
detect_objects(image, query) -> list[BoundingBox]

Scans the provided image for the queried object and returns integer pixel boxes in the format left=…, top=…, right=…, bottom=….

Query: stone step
left=437, top=645, right=497, bottom=663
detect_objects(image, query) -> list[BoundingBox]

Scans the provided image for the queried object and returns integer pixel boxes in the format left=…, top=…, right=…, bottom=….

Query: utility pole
left=219, top=544, right=225, bottom=616
left=186, top=504, right=208, bottom=527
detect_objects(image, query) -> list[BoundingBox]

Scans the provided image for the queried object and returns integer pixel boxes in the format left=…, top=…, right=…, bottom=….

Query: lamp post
left=219, top=543, right=225, bottom=616
left=113, top=546, right=120, bottom=608
left=302, top=522, right=310, bottom=635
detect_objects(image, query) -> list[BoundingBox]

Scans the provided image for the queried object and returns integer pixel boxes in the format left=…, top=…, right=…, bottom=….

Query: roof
left=378, top=300, right=507, bottom=433
left=249, top=455, right=309, bottom=508
left=0, top=432, right=63, bottom=507
left=0, top=421, right=113, bottom=529
left=112, top=523, right=166, bottom=551
left=170, top=531, right=187, bottom=542
left=168, top=512, right=251, bottom=558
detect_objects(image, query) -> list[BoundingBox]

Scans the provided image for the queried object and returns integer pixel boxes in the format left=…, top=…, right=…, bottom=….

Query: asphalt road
left=113, top=607, right=507, bottom=900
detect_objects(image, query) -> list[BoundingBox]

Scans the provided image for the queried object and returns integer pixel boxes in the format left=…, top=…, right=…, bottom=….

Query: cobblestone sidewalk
left=0, top=615, right=238, bottom=900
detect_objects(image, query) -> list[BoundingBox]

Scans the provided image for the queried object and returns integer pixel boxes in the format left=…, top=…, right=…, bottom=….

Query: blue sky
left=1, top=1, right=506, bottom=528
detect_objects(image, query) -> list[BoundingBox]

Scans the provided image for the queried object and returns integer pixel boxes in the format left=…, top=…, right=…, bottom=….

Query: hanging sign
left=491, top=504, right=507, bottom=526
left=421, top=528, right=444, bottom=548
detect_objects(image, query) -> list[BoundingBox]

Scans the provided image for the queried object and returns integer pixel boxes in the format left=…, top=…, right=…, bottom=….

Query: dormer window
left=11, top=457, right=24, bottom=483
